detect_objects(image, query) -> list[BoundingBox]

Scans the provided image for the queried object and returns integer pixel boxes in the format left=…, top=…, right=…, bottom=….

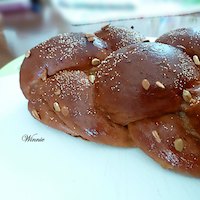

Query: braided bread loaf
left=20, top=25, right=200, bottom=177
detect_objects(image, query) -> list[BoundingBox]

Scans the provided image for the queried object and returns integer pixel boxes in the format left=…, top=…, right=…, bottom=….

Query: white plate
left=0, top=57, right=200, bottom=200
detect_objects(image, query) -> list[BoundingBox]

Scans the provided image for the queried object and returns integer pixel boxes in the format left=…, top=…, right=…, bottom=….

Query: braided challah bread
left=20, top=25, right=200, bottom=177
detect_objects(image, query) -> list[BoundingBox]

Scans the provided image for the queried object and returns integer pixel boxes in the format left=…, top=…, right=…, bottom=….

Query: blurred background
left=0, top=0, right=200, bottom=68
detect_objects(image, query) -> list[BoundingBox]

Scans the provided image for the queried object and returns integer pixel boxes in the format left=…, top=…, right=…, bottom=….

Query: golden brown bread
left=20, top=26, right=144, bottom=147
left=32, top=70, right=133, bottom=146
left=20, top=32, right=110, bottom=99
left=94, top=40, right=200, bottom=177
left=156, top=28, right=200, bottom=60
left=129, top=114, right=200, bottom=177
left=95, top=42, right=199, bottom=125
left=95, top=25, right=145, bottom=51
left=20, top=25, right=200, bottom=177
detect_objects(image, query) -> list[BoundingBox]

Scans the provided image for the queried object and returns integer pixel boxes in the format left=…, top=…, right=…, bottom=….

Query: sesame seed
left=31, top=109, right=40, bottom=120
left=156, top=81, right=165, bottom=89
left=50, top=117, right=54, bottom=121
left=174, top=138, right=184, bottom=152
left=190, top=98, right=197, bottom=104
left=54, top=88, right=61, bottom=95
left=53, top=102, right=61, bottom=112
left=99, top=25, right=144, bottom=49
left=182, top=89, right=192, bottom=103
left=89, top=74, right=95, bottom=84
left=87, top=37, right=95, bottom=42
left=193, top=55, right=200, bottom=65
left=61, top=106, right=69, bottom=116
left=107, top=115, right=111, bottom=119
left=36, top=33, right=87, bottom=61
left=25, top=50, right=31, bottom=58
left=92, top=58, right=101, bottom=66
left=152, top=130, right=161, bottom=143
left=176, top=45, right=186, bottom=51
left=54, top=70, right=90, bottom=102
left=142, top=79, right=150, bottom=90
left=30, top=89, right=36, bottom=95
left=41, top=69, right=47, bottom=81
left=85, top=33, right=95, bottom=38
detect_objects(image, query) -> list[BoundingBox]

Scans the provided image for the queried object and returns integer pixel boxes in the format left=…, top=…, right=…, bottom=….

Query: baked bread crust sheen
left=20, top=26, right=200, bottom=177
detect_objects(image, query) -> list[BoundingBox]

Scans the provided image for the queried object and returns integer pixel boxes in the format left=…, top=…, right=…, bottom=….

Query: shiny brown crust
left=20, top=27, right=144, bottom=147
left=20, top=32, right=110, bottom=99
left=94, top=41, right=200, bottom=177
left=95, top=42, right=199, bottom=125
left=129, top=114, right=200, bottom=177
left=95, top=25, right=145, bottom=51
left=20, top=26, right=200, bottom=177
left=156, top=28, right=200, bottom=59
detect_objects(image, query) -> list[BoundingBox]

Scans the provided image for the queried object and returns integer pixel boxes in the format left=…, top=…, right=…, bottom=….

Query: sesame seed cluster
left=35, top=33, right=87, bottom=60
left=104, top=25, right=145, bottom=49
left=95, top=24, right=145, bottom=51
